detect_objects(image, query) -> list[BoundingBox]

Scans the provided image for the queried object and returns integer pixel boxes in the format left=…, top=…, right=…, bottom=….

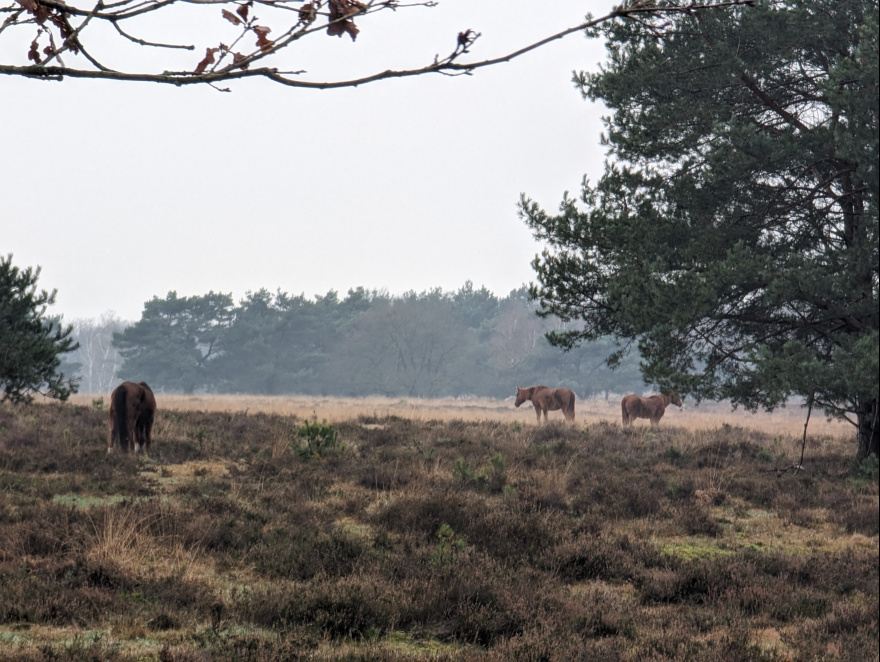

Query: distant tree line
left=65, top=282, right=645, bottom=399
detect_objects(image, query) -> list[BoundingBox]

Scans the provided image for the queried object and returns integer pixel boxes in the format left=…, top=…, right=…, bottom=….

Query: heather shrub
left=832, top=495, right=880, bottom=536
left=0, top=401, right=874, bottom=660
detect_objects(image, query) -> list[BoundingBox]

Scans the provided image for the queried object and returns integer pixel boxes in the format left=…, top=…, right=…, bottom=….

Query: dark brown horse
left=515, top=385, right=576, bottom=423
left=621, top=392, right=682, bottom=427
left=108, top=381, right=157, bottom=455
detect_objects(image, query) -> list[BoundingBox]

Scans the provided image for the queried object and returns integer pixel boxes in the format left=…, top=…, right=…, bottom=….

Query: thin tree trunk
left=857, top=397, right=879, bottom=461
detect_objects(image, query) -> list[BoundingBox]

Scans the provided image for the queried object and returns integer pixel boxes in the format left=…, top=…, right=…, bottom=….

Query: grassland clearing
left=0, top=396, right=875, bottom=660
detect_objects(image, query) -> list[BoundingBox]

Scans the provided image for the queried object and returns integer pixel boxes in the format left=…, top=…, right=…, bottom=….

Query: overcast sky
left=3, top=1, right=613, bottom=322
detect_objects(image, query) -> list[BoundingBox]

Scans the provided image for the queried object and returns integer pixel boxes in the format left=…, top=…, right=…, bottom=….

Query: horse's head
left=669, top=393, right=683, bottom=407
left=514, top=387, right=527, bottom=407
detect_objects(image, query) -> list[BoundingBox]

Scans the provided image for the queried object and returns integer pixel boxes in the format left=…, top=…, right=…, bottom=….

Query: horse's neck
left=659, top=393, right=670, bottom=406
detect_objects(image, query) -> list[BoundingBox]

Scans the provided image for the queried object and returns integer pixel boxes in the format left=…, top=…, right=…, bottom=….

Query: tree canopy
left=104, top=284, right=645, bottom=398
left=522, top=0, right=879, bottom=458
left=113, top=291, right=234, bottom=394
left=0, top=254, right=79, bottom=403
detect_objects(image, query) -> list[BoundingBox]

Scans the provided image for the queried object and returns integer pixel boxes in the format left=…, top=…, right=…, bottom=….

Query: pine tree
left=113, top=291, right=234, bottom=393
left=522, top=0, right=879, bottom=459
left=0, top=255, right=79, bottom=403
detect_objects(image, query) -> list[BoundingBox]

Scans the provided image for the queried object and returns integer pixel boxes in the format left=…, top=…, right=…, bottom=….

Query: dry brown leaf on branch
left=222, top=9, right=241, bottom=25
left=49, top=13, right=77, bottom=49
left=194, top=47, right=219, bottom=74
left=236, top=2, right=250, bottom=22
left=28, top=37, right=41, bottom=63
left=457, top=29, right=477, bottom=49
left=327, top=0, right=365, bottom=41
left=253, top=25, right=273, bottom=52
left=299, top=2, right=317, bottom=24
left=17, top=0, right=50, bottom=24
left=16, top=0, right=40, bottom=15
left=233, top=52, right=250, bottom=69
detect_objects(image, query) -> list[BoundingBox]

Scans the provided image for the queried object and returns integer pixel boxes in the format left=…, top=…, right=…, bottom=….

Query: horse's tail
left=621, top=397, right=629, bottom=425
left=567, top=390, right=576, bottom=420
left=114, top=385, right=129, bottom=452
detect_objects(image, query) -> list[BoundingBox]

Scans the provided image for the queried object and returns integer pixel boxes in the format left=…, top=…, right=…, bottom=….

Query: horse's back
left=551, top=387, right=571, bottom=404
left=529, top=386, right=552, bottom=403
left=542, top=387, right=576, bottom=419
left=621, top=394, right=642, bottom=414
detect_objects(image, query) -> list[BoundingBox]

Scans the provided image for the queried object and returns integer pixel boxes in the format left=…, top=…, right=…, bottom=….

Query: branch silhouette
left=0, top=0, right=754, bottom=88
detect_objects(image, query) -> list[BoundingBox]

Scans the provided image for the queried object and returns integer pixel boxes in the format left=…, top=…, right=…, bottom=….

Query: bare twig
left=766, top=395, right=812, bottom=478
left=1, top=0, right=756, bottom=89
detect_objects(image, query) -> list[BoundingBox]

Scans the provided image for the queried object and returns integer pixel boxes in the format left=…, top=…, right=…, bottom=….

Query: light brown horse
left=108, top=381, right=157, bottom=455
left=515, top=385, right=576, bottom=423
left=621, top=392, right=682, bottom=427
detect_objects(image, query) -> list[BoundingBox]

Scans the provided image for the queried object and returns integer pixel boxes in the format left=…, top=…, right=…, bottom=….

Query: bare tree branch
left=0, top=0, right=755, bottom=88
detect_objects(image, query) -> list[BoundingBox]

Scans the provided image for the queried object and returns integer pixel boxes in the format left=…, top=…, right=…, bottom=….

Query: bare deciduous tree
left=489, top=298, right=546, bottom=373
left=70, top=312, right=127, bottom=394
left=1, top=0, right=753, bottom=89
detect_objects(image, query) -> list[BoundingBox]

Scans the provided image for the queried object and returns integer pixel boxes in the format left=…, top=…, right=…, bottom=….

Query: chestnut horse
left=621, top=392, right=682, bottom=427
left=515, top=385, right=576, bottom=423
left=108, top=381, right=157, bottom=455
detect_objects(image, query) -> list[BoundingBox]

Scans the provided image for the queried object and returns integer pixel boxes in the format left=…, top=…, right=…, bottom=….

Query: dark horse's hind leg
left=137, top=415, right=154, bottom=457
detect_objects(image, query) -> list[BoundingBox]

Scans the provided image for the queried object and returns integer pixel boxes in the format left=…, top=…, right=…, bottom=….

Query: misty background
left=4, top=1, right=611, bottom=321
left=6, top=1, right=639, bottom=399
left=62, top=283, right=645, bottom=399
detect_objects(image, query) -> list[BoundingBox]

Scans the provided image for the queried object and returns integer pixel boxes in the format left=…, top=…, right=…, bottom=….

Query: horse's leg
left=128, top=409, right=138, bottom=453
left=136, top=419, right=151, bottom=459
left=533, top=403, right=541, bottom=423
left=107, top=413, right=114, bottom=454
left=142, top=418, right=153, bottom=458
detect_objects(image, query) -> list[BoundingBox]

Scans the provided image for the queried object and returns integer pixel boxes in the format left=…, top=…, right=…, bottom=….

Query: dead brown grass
left=2, top=397, right=874, bottom=661
left=71, top=392, right=851, bottom=438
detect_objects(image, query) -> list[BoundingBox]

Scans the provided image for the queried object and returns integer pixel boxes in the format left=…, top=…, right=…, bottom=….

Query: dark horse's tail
left=114, top=384, right=129, bottom=452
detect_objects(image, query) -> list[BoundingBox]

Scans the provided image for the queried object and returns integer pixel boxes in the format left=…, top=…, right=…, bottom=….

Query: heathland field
left=0, top=395, right=876, bottom=660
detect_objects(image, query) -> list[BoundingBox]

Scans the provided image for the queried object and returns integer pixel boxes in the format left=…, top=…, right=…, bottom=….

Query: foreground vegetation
left=0, top=400, right=876, bottom=660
